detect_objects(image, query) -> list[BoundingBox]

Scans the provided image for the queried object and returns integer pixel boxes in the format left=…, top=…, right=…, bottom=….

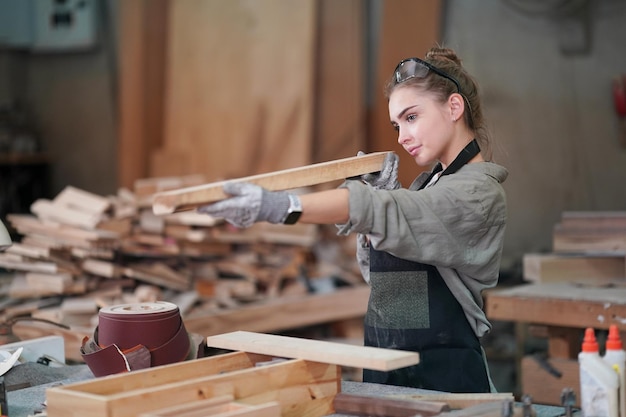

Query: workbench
left=5, top=363, right=569, bottom=417
left=486, top=281, right=626, bottom=407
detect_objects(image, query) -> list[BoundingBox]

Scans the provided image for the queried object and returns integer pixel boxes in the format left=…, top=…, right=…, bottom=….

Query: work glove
left=197, top=182, right=293, bottom=228
left=358, top=151, right=400, bottom=190
left=354, top=152, right=399, bottom=283
left=356, top=233, right=371, bottom=284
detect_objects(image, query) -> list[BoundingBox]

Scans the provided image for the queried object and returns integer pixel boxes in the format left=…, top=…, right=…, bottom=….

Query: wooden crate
left=46, top=351, right=340, bottom=417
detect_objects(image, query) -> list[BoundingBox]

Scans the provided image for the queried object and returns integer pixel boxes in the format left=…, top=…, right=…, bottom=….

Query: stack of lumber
left=0, top=177, right=366, bottom=361
left=523, top=211, right=626, bottom=284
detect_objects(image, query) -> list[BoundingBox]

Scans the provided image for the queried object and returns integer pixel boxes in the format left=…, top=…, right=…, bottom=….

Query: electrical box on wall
left=0, top=0, right=98, bottom=52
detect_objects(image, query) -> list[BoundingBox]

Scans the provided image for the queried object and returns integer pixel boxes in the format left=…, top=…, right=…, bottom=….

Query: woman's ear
left=449, top=93, right=465, bottom=122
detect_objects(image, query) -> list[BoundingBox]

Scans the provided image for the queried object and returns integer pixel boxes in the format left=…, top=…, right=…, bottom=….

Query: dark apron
left=362, top=138, right=490, bottom=393
left=363, top=250, right=490, bottom=393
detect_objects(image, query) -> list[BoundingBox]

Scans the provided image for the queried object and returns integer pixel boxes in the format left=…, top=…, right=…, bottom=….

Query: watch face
left=284, top=210, right=302, bottom=225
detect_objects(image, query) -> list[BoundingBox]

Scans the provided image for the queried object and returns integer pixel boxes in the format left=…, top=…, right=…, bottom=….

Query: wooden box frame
left=46, top=351, right=340, bottom=417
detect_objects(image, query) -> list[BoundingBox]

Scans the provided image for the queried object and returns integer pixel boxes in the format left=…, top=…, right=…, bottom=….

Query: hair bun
left=425, top=47, right=462, bottom=66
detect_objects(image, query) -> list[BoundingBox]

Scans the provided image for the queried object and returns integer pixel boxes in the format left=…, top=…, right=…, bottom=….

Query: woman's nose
left=397, top=129, right=410, bottom=145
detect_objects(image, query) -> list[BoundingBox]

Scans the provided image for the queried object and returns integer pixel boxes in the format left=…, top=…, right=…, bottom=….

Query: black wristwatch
left=283, top=194, right=302, bottom=225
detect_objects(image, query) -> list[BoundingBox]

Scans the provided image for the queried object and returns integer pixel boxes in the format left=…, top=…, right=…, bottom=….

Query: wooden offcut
left=205, top=330, right=420, bottom=371
left=152, top=152, right=390, bottom=215
left=333, top=393, right=449, bottom=417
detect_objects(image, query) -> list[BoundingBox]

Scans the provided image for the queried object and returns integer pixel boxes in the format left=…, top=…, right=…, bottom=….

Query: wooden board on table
left=485, top=282, right=626, bottom=330
left=152, top=152, right=390, bottom=215
left=205, top=330, right=419, bottom=372
left=46, top=351, right=339, bottom=417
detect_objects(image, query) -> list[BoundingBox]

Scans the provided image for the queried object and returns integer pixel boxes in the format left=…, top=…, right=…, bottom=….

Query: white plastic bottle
left=579, top=327, right=619, bottom=417
left=604, top=325, right=626, bottom=417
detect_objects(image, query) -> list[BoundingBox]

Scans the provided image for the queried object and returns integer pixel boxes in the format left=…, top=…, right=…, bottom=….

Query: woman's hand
left=359, top=151, right=400, bottom=190
left=197, top=182, right=293, bottom=228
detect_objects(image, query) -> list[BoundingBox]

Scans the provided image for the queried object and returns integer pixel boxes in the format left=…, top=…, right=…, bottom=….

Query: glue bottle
left=579, top=327, right=619, bottom=417
left=604, top=325, right=626, bottom=417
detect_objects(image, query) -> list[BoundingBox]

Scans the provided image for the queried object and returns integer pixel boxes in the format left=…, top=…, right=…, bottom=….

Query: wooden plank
left=205, top=330, right=420, bottom=372
left=391, top=393, right=515, bottom=410
left=523, top=252, right=626, bottom=283
left=140, top=396, right=280, bottom=417
left=25, top=271, right=73, bottom=293
left=53, top=186, right=111, bottom=215
left=7, top=214, right=119, bottom=248
left=152, top=152, right=390, bottom=215
left=4, top=242, right=51, bottom=258
left=46, top=355, right=339, bottom=417
left=485, top=282, right=626, bottom=331
left=560, top=211, right=626, bottom=230
left=134, top=174, right=206, bottom=198
left=31, top=199, right=103, bottom=229
left=333, top=393, right=449, bottom=417
left=55, top=351, right=270, bottom=395
left=0, top=253, right=58, bottom=274
left=138, top=395, right=235, bottom=417
left=184, top=285, right=370, bottom=337
left=438, top=401, right=520, bottom=417
left=552, top=223, right=626, bottom=253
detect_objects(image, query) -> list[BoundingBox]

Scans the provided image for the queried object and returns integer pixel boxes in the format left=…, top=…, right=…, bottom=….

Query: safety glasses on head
left=393, top=57, right=462, bottom=94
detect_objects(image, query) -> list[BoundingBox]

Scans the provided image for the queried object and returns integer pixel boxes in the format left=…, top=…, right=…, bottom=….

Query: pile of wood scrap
left=0, top=177, right=366, bottom=360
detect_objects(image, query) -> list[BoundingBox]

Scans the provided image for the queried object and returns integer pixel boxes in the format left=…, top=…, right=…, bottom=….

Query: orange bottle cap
left=582, top=327, right=599, bottom=352
left=606, top=324, right=623, bottom=350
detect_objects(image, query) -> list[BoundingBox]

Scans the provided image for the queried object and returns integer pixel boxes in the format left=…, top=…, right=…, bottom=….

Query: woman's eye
left=391, top=123, right=399, bottom=132
left=407, top=114, right=417, bottom=122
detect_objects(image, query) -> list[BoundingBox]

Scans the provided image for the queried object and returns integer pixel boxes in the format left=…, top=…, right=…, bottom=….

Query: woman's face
left=388, top=85, right=456, bottom=167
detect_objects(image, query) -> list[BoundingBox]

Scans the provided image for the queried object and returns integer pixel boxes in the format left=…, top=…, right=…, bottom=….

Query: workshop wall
left=443, top=0, right=626, bottom=266
left=1, top=0, right=626, bottom=267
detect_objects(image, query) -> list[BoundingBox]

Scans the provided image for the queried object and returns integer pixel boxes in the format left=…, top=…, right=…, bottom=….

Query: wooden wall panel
left=313, top=0, right=365, bottom=164
left=117, top=0, right=168, bottom=189
left=152, top=0, right=317, bottom=182
left=368, top=0, right=442, bottom=188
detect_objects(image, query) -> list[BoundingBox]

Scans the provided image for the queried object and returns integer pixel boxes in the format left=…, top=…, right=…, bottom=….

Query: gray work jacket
left=337, top=162, right=508, bottom=338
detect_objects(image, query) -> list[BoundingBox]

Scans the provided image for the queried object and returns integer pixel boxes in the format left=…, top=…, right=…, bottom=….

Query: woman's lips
left=407, top=145, right=421, bottom=157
